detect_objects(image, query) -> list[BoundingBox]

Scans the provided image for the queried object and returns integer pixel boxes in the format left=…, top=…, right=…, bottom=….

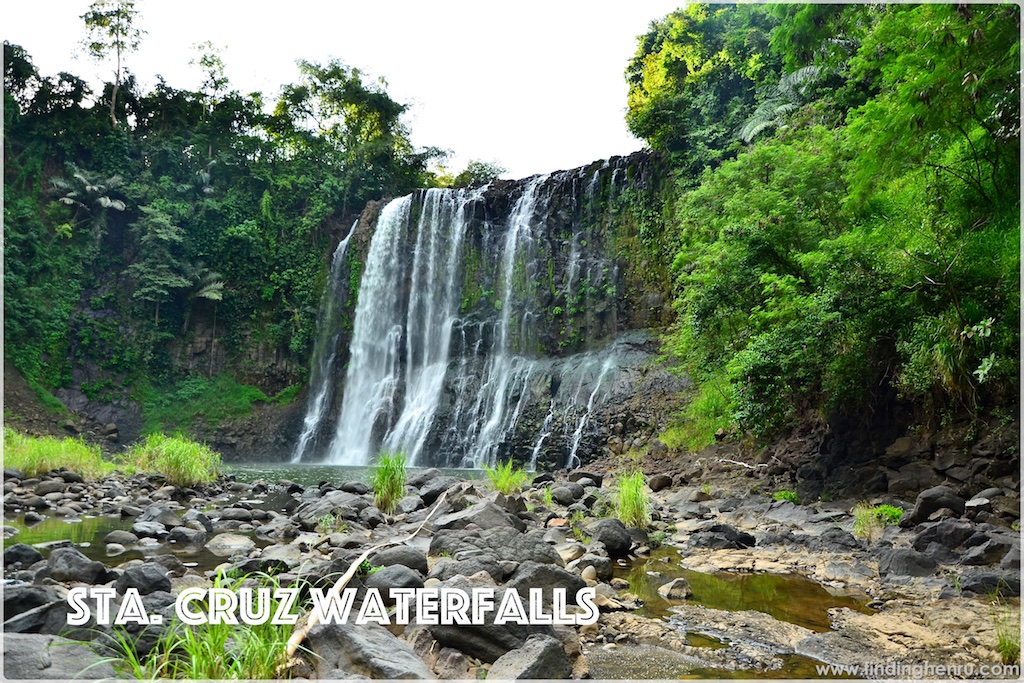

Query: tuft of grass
left=542, top=486, right=555, bottom=509
left=852, top=502, right=904, bottom=541
left=483, top=459, right=530, bottom=495
left=369, top=450, right=406, bottom=514
left=994, top=606, right=1021, bottom=665
left=3, top=428, right=115, bottom=479
left=121, top=433, right=220, bottom=487
left=315, top=513, right=347, bottom=535
left=100, top=572, right=301, bottom=678
left=616, top=470, right=651, bottom=529
left=772, top=490, right=799, bottom=504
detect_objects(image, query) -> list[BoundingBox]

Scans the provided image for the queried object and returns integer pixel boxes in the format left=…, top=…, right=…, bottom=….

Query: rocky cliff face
left=291, top=151, right=678, bottom=469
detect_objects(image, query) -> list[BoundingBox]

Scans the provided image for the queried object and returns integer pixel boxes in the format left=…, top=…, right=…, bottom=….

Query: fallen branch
left=716, top=458, right=768, bottom=470
left=281, top=486, right=454, bottom=667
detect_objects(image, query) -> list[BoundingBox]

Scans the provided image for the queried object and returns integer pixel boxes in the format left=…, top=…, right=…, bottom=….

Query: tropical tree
left=81, top=0, right=143, bottom=126
left=49, top=164, right=126, bottom=244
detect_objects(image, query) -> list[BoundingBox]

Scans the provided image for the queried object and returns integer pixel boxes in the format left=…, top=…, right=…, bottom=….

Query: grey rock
left=568, top=470, right=603, bottom=487
left=204, top=532, right=256, bottom=556
left=370, top=544, right=429, bottom=575
left=428, top=556, right=504, bottom=583
left=430, top=527, right=563, bottom=566
left=137, top=504, right=183, bottom=528
left=33, top=481, right=66, bottom=496
left=488, top=634, right=573, bottom=680
left=167, top=526, right=206, bottom=545
left=115, top=562, right=171, bottom=595
left=419, top=475, right=463, bottom=505
left=3, top=585, right=65, bottom=620
left=958, top=570, right=1020, bottom=597
left=358, top=506, right=387, bottom=528
left=647, top=474, right=672, bottom=492
left=341, top=481, right=370, bottom=495
left=587, top=518, right=632, bottom=557
left=4, top=543, right=43, bottom=567
left=912, top=519, right=975, bottom=552
left=4, top=633, right=117, bottom=679
left=1001, top=546, right=1021, bottom=570
left=506, top=561, right=586, bottom=605
left=307, top=621, right=433, bottom=679
left=568, top=553, right=613, bottom=582
left=905, top=486, right=966, bottom=525
left=878, top=548, right=937, bottom=577
left=182, top=509, right=214, bottom=532
left=131, top=521, right=169, bottom=539
left=47, top=547, right=105, bottom=584
left=551, top=487, right=577, bottom=506
left=218, top=507, right=253, bottom=522
left=690, top=523, right=756, bottom=550
left=433, top=500, right=525, bottom=532
left=962, top=539, right=1015, bottom=566
left=103, top=530, right=139, bottom=545
left=364, top=564, right=424, bottom=601
left=396, top=495, right=425, bottom=515
left=293, top=489, right=370, bottom=530
left=657, top=577, right=694, bottom=600
left=407, top=468, right=444, bottom=488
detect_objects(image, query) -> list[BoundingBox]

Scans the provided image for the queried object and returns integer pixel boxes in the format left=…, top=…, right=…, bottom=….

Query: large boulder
left=115, top=562, right=172, bottom=595
left=4, top=544, right=43, bottom=567
left=586, top=519, right=633, bottom=557
left=370, top=544, right=429, bottom=575
left=47, top=547, right=105, bottom=584
left=904, top=486, right=966, bottom=526
left=429, top=528, right=563, bottom=566
left=689, top=523, right=756, bottom=551
left=433, top=500, right=525, bottom=532
left=487, top=634, right=573, bottom=679
left=306, top=622, right=433, bottom=679
left=506, top=561, right=586, bottom=605
left=878, top=548, right=937, bottom=578
left=4, top=633, right=117, bottom=679
left=293, top=490, right=370, bottom=530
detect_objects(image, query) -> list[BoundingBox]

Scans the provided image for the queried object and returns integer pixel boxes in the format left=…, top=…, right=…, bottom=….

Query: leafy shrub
left=3, top=428, right=114, bottom=479
left=483, top=459, right=530, bottom=495
left=369, top=451, right=406, bottom=514
left=852, top=502, right=904, bottom=540
left=121, top=433, right=220, bottom=487
left=616, top=470, right=651, bottom=529
left=772, top=490, right=798, bottom=504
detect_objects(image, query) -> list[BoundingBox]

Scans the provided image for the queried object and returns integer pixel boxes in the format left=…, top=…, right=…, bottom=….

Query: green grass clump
left=483, top=459, right=530, bottom=495
left=103, top=572, right=299, bottom=678
left=772, top=490, right=799, bottom=504
left=616, top=470, right=651, bottom=529
left=3, top=428, right=114, bottom=479
left=994, top=606, right=1021, bottom=665
left=121, top=433, right=220, bottom=487
left=659, top=373, right=732, bottom=452
left=852, top=502, right=904, bottom=540
left=542, top=486, right=555, bottom=508
left=369, top=450, right=406, bottom=514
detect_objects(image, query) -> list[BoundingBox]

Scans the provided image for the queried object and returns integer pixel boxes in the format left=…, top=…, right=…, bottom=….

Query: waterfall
left=296, top=151, right=661, bottom=469
left=290, top=220, right=358, bottom=463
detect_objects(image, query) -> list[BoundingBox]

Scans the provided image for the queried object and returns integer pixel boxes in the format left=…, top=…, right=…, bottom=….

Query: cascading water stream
left=290, top=220, right=358, bottom=463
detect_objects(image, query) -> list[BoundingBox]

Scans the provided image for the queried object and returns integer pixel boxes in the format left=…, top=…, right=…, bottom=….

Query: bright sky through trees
left=4, top=0, right=682, bottom=179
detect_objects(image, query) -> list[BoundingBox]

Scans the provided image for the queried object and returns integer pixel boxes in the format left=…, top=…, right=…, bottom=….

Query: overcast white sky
left=4, top=1, right=683, bottom=180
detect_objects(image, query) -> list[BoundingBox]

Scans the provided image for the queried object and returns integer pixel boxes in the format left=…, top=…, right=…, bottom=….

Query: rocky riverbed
left=2, top=464, right=1020, bottom=679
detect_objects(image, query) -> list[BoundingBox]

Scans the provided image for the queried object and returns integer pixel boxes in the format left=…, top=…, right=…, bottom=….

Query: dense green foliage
left=616, top=470, right=651, bottom=529
left=631, top=4, right=1020, bottom=442
left=4, top=34, right=444, bottom=424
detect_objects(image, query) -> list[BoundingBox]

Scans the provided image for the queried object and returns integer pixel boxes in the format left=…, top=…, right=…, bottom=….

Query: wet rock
left=33, top=481, right=66, bottom=496
left=307, top=621, right=433, bottom=679
left=47, top=547, right=105, bottom=584
left=488, top=633, right=573, bottom=679
left=4, top=543, right=43, bottom=567
left=218, top=507, right=253, bottom=522
left=4, top=633, right=117, bottom=679
left=167, top=526, right=206, bottom=545
left=657, top=577, right=693, bottom=600
left=103, top=530, right=139, bottom=546
left=137, top=504, right=183, bottom=528
left=904, top=486, right=966, bottom=526
left=551, top=487, right=577, bottom=506
left=395, top=495, right=425, bottom=515
left=587, top=518, right=632, bottom=557
left=205, top=532, right=256, bottom=556
left=115, top=562, right=171, bottom=595
left=878, top=548, right=936, bottom=577
left=105, top=543, right=126, bottom=556
left=407, top=468, right=444, bottom=488
left=370, top=545, right=429, bottom=575
left=182, top=509, right=214, bottom=532
left=506, top=561, right=586, bottom=604
left=341, top=481, right=370, bottom=495
left=131, top=521, right=169, bottom=539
